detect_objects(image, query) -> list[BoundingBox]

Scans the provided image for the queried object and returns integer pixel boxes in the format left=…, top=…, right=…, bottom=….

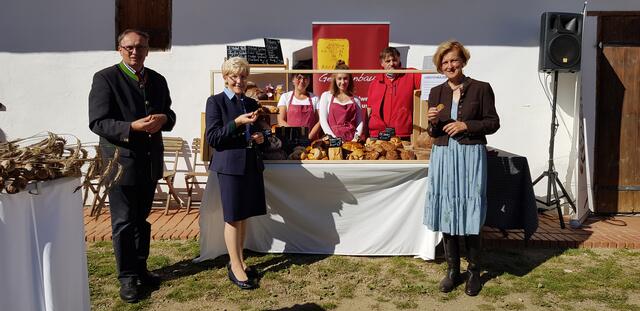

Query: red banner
left=312, top=23, right=389, bottom=105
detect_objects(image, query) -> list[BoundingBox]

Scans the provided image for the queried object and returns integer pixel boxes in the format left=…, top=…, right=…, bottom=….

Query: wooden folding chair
left=160, top=136, right=184, bottom=214
left=183, top=137, right=210, bottom=213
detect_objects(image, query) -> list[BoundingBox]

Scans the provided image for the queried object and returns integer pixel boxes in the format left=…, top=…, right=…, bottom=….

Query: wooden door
left=594, top=15, right=640, bottom=213
left=116, top=0, right=172, bottom=51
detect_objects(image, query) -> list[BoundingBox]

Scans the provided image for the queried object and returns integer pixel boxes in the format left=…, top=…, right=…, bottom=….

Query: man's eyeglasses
left=120, top=45, right=149, bottom=53
left=294, top=75, right=310, bottom=81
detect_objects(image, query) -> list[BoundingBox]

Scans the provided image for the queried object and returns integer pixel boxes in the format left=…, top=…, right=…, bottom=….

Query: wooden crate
left=411, top=89, right=430, bottom=145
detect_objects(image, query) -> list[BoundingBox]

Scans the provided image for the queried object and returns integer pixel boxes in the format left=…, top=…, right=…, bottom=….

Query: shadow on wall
left=2, top=0, right=587, bottom=53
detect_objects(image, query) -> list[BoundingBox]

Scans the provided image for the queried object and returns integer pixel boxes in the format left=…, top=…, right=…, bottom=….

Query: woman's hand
left=442, top=121, right=468, bottom=137
left=427, top=107, right=439, bottom=124
left=251, top=132, right=264, bottom=144
left=234, top=111, right=258, bottom=127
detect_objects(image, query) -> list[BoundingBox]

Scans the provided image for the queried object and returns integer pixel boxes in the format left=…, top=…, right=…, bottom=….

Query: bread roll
left=342, top=141, right=363, bottom=152
left=364, top=151, right=380, bottom=160
left=380, top=141, right=396, bottom=152
left=347, top=149, right=364, bottom=160
left=385, top=150, right=399, bottom=160
left=400, top=149, right=416, bottom=160
left=328, top=147, right=343, bottom=160
left=374, top=145, right=385, bottom=155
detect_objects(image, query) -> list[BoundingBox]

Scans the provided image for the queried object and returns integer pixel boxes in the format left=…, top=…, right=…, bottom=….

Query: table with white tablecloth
left=195, top=161, right=441, bottom=262
left=0, top=177, right=90, bottom=311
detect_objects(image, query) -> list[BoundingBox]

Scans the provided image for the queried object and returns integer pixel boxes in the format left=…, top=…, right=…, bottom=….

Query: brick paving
left=84, top=207, right=640, bottom=249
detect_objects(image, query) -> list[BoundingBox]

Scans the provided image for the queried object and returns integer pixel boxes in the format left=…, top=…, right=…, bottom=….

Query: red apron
left=286, top=94, right=317, bottom=131
left=328, top=96, right=358, bottom=141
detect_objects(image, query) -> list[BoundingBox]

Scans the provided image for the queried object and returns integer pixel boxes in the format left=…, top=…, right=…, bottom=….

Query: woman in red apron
left=318, top=60, right=363, bottom=142
left=276, top=69, right=321, bottom=140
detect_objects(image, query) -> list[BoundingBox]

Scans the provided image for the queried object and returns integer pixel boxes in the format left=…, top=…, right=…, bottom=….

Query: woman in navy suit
left=205, top=57, right=266, bottom=289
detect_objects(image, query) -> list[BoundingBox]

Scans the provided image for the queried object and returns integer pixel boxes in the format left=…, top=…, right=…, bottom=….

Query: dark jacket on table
left=88, top=64, right=176, bottom=185
left=205, top=92, right=265, bottom=175
left=427, top=78, right=499, bottom=146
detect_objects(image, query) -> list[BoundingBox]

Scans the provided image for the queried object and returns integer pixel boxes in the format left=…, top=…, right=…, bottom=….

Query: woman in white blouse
left=318, top=60, right=363, bottom=142
left=276, top=64, right=321, bottom=140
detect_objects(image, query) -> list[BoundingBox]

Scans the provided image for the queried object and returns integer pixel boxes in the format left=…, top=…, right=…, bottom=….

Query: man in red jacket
left=367, top=47, right=421, bottom=139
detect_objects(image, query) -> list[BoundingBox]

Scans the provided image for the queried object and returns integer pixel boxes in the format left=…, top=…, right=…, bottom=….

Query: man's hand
left=130, top=114, right=168, bottom=134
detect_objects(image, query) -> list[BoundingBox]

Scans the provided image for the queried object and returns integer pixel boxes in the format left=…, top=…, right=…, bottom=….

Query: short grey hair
left=117, top=29, right=150, bottom=46
left=221, top=57, right=250, bottom=77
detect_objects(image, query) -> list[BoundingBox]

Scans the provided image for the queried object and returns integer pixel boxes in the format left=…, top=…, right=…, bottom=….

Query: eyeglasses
left=294, top=75, right=310, bottom=81
left=120, top=45, right=149, bottom=53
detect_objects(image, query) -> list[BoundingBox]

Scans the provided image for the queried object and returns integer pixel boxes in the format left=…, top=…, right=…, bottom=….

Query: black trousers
left=108, top=181, right=157, bottom=282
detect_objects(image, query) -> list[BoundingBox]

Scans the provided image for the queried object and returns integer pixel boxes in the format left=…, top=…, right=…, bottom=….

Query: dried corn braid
left=0, top=132, right=121, bottom=195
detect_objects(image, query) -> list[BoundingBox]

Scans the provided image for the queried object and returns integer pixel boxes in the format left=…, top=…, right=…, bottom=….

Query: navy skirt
left=217, top=149, right=267, bottom=222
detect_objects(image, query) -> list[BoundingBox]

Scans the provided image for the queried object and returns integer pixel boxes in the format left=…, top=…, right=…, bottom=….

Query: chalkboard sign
left=246, top=46, right=268, bottom=64
left=264, top=38, right=284, bottom=64
left=226, top=45, right=247, bottom=59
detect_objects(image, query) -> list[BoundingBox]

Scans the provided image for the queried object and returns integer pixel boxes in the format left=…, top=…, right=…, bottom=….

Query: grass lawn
left=87, top=241, right=640, bottom=310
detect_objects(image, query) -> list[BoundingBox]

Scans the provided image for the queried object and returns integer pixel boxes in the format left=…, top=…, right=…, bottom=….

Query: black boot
left=464, top=234, right=482, bottom=296
left=119, top=278, right=140, bottom=303
left=439, top=234, right=462, bottom=293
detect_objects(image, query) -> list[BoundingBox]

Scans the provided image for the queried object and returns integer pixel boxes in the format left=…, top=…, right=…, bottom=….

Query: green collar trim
left=118, top=62, right=139, bottom=81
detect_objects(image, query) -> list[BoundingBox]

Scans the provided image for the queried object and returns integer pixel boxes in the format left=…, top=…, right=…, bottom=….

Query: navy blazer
left=205, top=92, right=264, bottom=175
left=88, top=64, right=176, bottom=184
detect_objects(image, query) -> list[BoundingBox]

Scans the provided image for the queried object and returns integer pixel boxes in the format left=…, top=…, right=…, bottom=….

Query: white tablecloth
left=0, top=177, right=90, bottom=311
left=196, top=162, right=441, bottom=262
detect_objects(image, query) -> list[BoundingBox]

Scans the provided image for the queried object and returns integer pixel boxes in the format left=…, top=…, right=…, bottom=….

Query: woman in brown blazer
left=424, top=40, right=500, bottom=296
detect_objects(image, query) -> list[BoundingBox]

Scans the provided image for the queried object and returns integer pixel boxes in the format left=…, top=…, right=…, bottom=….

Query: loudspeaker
left=538, top=12, right=583, bottom=72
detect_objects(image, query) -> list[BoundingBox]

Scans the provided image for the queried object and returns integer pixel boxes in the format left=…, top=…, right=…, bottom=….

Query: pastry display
left=284, top=134, right=419, bottom=161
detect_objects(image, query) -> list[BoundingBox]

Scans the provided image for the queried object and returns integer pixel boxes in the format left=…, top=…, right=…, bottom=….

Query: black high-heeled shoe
left=245, top=266, right=259, bottom=279
left=227, top=263, right=256, bottom=290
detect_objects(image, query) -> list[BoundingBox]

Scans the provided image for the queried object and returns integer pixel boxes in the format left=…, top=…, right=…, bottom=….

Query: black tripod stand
left=532, top=71, right=577, bottom=229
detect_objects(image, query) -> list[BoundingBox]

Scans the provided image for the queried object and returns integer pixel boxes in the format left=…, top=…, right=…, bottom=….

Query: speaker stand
left=532, top=71, right=576, bottom=229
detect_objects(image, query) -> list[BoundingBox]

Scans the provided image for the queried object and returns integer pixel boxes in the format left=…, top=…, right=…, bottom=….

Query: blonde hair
left=329, top=60, right=354, bottom=96
left=222, top=57, right=250, bottom=77
left=432, top=40, right=471, bottom=74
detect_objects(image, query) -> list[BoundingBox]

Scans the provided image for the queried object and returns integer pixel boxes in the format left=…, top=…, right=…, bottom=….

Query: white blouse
left=317, top=91, right=363, bottom=140
left=276, top=91, right=320, bottom=110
